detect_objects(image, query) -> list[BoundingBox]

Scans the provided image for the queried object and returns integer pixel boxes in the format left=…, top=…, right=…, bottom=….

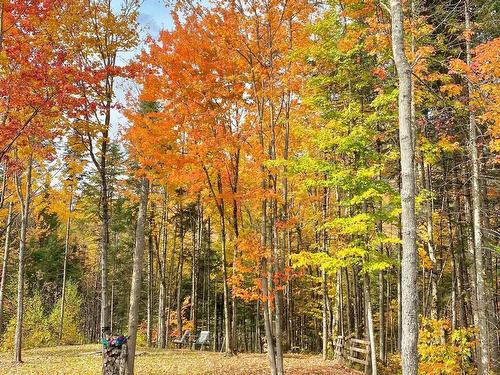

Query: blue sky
left=111, top=0, right=173, bottom=137
left=137, top=0, right=173, bottom=39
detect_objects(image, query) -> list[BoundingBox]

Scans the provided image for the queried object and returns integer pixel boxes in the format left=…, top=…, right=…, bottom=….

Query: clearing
left=0, top=345, right=360, bottom=375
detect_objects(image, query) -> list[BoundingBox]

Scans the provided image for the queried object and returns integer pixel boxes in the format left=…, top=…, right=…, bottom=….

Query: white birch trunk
left=126, top=176, right=149, bottom=374
left=465, top=1, right=491, bottom=372
left=389, top=1, right=419, bottom=373
left=14, top=155, right=33, bottom=363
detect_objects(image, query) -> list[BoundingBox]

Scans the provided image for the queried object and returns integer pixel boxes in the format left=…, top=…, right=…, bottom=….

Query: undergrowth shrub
left=1, top=283, right=85, bottom=350
left=380, top=318, right=477, bottom=375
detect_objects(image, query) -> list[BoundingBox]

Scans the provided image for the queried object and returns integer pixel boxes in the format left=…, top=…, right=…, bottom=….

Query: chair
left=173, top=330, right=191, bottom=348
left=192, top=330, right=210, bottom=350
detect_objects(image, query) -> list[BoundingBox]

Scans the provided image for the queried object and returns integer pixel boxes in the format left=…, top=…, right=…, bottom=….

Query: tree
left=70, top=0, right=139, bottom=337
left=389, top=0, right=419, bottom=373
left=126, top=176, right=149, bottom=375
left=13, top=152, right=32, bottom=363
left=0, top=0, right=82, bottom=163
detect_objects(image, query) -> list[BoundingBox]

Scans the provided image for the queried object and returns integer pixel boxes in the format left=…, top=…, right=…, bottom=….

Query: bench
left=173, top=330, right=191, bottom=348
left=192, top=330, right=210, bottom=350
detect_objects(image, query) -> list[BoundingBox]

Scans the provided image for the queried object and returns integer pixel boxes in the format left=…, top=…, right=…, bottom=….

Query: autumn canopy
left=0, top=0, right=498, bottom=375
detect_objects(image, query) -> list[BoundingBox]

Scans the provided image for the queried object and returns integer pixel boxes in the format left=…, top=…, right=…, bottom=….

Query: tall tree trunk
left=261, top=195, right=277, bottom=375
left=14, top=155, right=33, bottom=363
left=59, top=194, right=73, bottom=342
left=321, top=186, right=329, bottom=360
left=157, top=190, right=168, bottom=349
left=397, top=219, right=402, bottom=353
left=219, top=203, right=232, bottom=355
left=147, top=211, right=153, bottom=347
left=126, top=176, right=149, bottom=375
left=262, top=259, right=277, bottom=375
left=345, top=268, right=352, bottom=334
left=390, top=1, right=419, bottom=373
left=176, top=224, right=185, bottom=338
left=206, top=218, right=212, bottom=347
left=464, top=1, right=491, bottom=372
left=270, top=108, right=284, bottom=375
left=110, top=283, right=114, bottom=333
left=422, top=162, right=438, bottom=319
left=364, top=273, right=377, bottom=375
left=213, top=268, right=218, bottom=351
left=464, top=186, right=480, bottom=340
left=231, top=199, right=238, bottom=352
left=353, top=266, right=361, bottom=338
left=271, top=191, right=284, bottom=375
left=255, top=299, right=261, bottom=352
left=379, top=269, right=386, bottom=364
left=335, top=269, right=343, bottom=337
left=0, top=201, right=13, bottom=330
left=100, top=135, right=110, bottom=337
left=191, top=202, right=200, bottom=341
left=165, top=222, right=178, bottom=347
left=0, top=163, right=6, bottom=208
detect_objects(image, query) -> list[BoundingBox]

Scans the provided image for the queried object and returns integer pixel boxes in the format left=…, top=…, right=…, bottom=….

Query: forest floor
left=0, top=344, right=361, bottom=375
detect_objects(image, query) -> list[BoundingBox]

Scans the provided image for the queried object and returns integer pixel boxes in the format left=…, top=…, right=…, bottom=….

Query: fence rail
left=333, top=335, right=370, bottom=372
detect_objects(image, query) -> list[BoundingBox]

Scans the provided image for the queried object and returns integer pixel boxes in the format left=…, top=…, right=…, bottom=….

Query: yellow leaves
left=340, top=0, right=375, bottom=20
left=412, top=45, right=435, bottom=61
left=292, top=248, right=356, bottom=273
left=337, top=28, right=363, bottom=53
left=418, top=247, right=433, bottom=270
left=462, top=28, right=473, bottom=42
left=424, top=72, right=447, bottom=82
left=439, top=83, right=462, bottom=97
left=489, top=119, right=500, bottom=155
left=419, top=135, right=461, bottom=165
left=337, top=37, right=356, bottom=53
left=437, top=137, right=461, bottom=153
left=419, top=318, right=477, bottom=374
left=0, top=51, right=8, bottom=72
left=0, top=344, right=357, bottom=374
left=449, top=58, right=471, bottom=76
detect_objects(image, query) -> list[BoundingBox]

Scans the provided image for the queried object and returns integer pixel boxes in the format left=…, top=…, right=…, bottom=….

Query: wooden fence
left=333, top=335, right=371, bottom=373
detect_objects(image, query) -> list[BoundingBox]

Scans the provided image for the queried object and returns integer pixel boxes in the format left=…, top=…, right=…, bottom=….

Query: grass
left=0, top=344, right=361, bottom=375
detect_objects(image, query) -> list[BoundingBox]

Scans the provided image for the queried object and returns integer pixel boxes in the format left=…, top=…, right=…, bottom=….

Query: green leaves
left=325, top=213, right=374, bottom=236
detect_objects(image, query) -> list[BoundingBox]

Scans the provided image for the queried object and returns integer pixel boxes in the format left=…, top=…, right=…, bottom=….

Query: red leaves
left=0, top=0, right=87, bottom=162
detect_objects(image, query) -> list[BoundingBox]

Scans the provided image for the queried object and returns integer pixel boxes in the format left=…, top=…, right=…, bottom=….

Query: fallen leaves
left=0, top=344, right=362, bottom=375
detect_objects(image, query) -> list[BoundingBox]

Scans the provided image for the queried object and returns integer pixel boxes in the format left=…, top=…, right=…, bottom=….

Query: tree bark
left=191, top=202, right=200, bottom=340
left=100, top=132, right=110, bottom=337
left=378, top=269, right=386, bottom=364
left=464, top=1, right=491, bottom=372
left=321, top=186, right=329, bottom=360
left=157, top=190, right=168, bottom=349
left=389, top=0, right=419, bottom=373
left=126, top=176, right=149, bottom=375
left=59, top=194, right=73, bottom=342
left=147, top=210, right=153, bottom=347
left=422, top=162, right=438, bottom=319
left=364, top=273, right=377, bottom=375
left=176, top=223, right=185, bottom=338
left=14, top=155, right=33, bottom=363
left=219, top=201, right=233, bottom=355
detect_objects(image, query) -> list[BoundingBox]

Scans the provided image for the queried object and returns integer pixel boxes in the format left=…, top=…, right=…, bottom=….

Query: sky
left=137, top=0, right=173, bottom=38
left=110, top=0, right=174, bottom=137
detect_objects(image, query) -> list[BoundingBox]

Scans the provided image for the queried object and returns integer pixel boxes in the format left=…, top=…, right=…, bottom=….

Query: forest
left=0, top=0, right=498, bottom=374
